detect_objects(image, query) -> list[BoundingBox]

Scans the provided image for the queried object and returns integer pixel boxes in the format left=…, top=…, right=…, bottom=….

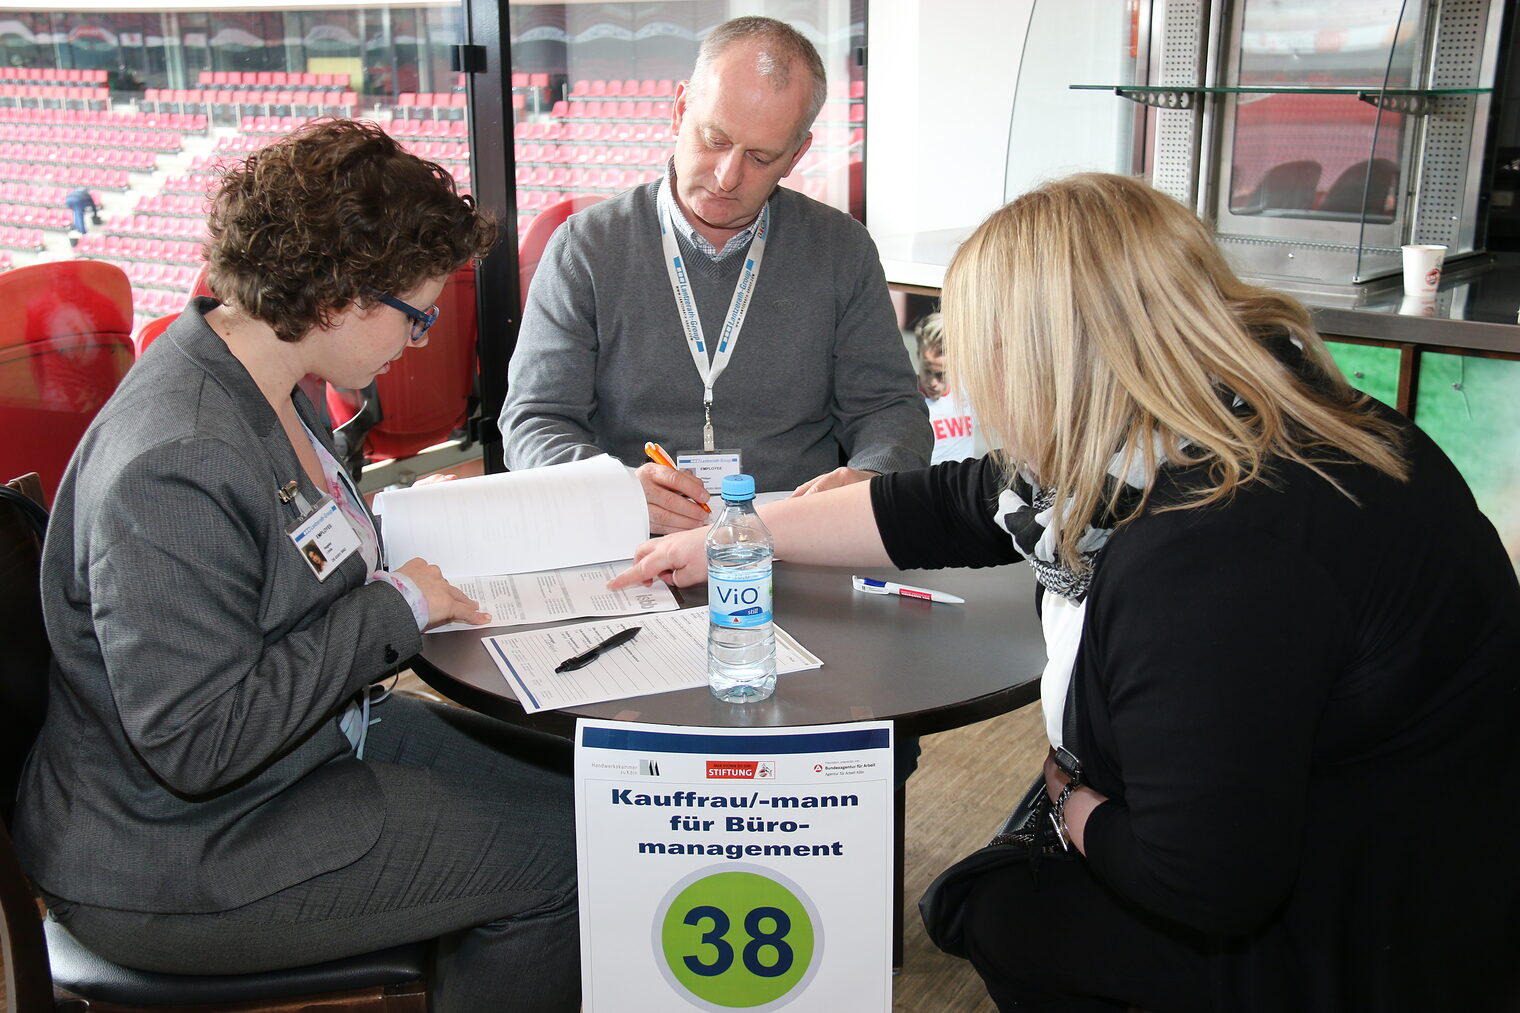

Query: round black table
left=413, top=561, right=1045, bottom=735
left=411, top=560, right=1047, bottom=969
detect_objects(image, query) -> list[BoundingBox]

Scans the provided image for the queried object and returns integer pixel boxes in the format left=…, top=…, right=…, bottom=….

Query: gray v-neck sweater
left=502, top=181, right=930, bottom=491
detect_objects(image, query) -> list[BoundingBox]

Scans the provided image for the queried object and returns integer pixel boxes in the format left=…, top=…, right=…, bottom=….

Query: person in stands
left=63, top=186, right=99, bottom=234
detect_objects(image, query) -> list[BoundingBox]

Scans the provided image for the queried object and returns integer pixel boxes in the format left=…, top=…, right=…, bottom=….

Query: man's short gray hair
left=688, top=16, right=828, bottom=148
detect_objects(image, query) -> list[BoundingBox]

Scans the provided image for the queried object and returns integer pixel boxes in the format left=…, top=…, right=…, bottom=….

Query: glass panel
left=1005, top=0, right=1139, bottom=202
left=1353, top=0, right=1423, bottom=281
left=0, top=5, right=469, bottom=335
left=1226, top=0, right=1420, bottom=222
left=1413, top=353, right=1520, bottom=572
left=506, top=1, right=863, bottom=242
left=1323, top=340, right=1401, bottom=406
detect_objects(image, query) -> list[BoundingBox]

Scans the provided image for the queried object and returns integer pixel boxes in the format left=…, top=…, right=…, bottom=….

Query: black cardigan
left=873, top=411, right=1520, bottom=1011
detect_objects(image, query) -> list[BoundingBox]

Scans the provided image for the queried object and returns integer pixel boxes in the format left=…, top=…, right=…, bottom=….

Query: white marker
left=851, top=575, right=965, bottom=605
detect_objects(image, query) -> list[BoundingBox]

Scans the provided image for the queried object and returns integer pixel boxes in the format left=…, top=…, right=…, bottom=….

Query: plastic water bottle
left=706, top=474, right=776, bottom=703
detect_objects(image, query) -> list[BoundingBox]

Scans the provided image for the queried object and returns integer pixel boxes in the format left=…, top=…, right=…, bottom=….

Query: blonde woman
left=612, top=173, right=1520, bottom=1010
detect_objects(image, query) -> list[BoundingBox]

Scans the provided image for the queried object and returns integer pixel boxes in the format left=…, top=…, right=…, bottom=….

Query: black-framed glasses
left=370, top=291, right=439, bottom=343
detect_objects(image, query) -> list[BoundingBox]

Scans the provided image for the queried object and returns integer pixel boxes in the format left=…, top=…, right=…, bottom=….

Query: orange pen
left=643, top=441, right=712, bottom=513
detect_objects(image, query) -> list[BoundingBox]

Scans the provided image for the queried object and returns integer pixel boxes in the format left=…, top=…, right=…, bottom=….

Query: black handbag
left=916, top=771, right=1068, bottom=958
left=918, top=671, right=1082, bottom=960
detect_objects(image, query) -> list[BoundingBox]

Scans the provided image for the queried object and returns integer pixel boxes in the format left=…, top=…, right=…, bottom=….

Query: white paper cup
left=1401, top=244, right=1447, bottom=297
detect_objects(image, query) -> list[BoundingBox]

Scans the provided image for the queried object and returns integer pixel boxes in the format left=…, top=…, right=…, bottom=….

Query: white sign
left=575, top=719, right=894, bottom=1012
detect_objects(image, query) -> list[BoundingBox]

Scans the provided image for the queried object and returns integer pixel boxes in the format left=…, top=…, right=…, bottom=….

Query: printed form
left=483, top=607, right=823, bottom=713
left=373, top=455, right=679, bottom=631
left=432, top=560, right=678, bottom=633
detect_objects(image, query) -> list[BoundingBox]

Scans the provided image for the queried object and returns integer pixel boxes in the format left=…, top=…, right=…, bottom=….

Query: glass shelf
left=1069, top=83, right=1491, bottom=115
left=1069, top=84, right=1492, bottom=95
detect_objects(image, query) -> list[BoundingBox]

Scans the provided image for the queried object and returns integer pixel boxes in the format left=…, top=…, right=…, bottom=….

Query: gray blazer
left=15, top=299, right=422, bottom=913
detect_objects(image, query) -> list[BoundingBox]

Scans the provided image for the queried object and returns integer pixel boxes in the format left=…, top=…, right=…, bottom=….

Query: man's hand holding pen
left=637, top=442, right=712, bottom=535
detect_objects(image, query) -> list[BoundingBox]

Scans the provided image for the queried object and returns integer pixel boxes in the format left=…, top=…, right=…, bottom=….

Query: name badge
left=675, top=449, right=743, bottom=495
left=287, top=495, right=360, bottom=581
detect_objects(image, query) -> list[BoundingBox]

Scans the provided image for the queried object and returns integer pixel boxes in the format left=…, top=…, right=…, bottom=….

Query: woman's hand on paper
left=394, top=557, right=490, bottom=630
left=410, top=473, right=457, bottom=487
left=789, top=467, right=875, bottom=498
left=635, top=463, right=711, bottom=534
left=607, top=528, right=708, bottom=590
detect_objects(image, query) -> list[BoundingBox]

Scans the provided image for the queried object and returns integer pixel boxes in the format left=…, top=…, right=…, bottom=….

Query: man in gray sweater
left=502, top=16, right=930, bottom=533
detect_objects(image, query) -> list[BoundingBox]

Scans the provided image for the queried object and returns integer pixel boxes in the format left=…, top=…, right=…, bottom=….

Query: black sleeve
left=1080, top=523, right=1349, bottom=937
left=869, top=457, right=1024, bottom=571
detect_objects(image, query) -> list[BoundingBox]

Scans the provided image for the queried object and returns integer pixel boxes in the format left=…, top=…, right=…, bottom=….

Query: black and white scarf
left=993, top=333, right=1313, bottom=602
left=994, top=436, right=1164, bottom=603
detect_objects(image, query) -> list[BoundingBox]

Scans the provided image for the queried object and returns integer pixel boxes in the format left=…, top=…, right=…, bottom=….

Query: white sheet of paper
left=481, top=607, right=823, bottom=714
left=430, top=560, right=679, bottom=633
left=373, top=455, right=649, bottom=578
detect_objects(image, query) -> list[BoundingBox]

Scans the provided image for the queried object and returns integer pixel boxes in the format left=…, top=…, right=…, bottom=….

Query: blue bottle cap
left=721, top=474, right=756, bottom=501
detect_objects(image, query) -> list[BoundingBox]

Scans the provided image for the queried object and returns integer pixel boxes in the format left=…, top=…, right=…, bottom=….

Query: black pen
left=554, top=627, right=642, bottom=673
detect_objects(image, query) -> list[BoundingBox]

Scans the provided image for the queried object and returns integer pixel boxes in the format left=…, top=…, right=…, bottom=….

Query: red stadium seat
left=0, top=261, right=134, bottom=500
left=131, top=311, right=178, bottom=357
left=324, top=264, right=480, bottom=469
left=517, top=195, right=604, bottom=310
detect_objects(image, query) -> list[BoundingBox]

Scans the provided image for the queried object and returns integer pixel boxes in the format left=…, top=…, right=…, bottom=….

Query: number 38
left=682, top=904, right=793, bottom=978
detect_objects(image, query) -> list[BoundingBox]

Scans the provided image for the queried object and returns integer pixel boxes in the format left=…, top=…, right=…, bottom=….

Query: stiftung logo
left=706, top=760, right=759, bottom=779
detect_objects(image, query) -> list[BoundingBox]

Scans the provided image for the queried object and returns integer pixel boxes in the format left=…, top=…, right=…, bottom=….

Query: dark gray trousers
left=48, top=696, right=580, bottom=1012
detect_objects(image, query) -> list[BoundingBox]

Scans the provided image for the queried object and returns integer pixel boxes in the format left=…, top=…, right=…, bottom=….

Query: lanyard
left=658, top=194, right=770, bottom=451
left=296, top=415, right=383, bottom=568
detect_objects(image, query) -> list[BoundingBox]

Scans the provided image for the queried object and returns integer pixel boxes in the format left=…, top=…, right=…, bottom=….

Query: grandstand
left=0, top=67, right=864, bottom=331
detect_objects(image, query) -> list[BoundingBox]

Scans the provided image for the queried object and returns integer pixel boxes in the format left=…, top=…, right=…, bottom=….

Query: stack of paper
left=373, top=455, right=679, bottom=631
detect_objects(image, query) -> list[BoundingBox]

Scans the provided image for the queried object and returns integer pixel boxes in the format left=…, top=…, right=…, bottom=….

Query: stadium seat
left=0, top=261, right=134, bottom=500
left=131, top=311, right=178, bottom=357
left=324, top=264, right=480, bottom=471
left=517, top=195, right=604, bottom=310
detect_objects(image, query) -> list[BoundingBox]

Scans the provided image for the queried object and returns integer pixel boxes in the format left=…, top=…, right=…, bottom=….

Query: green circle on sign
left=659, top=870, right=816, bottom=1008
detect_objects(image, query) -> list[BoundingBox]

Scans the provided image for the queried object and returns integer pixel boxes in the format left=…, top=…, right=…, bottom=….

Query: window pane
left=507, top=1, right=864, bottom=243
left=0, top=5, right=472, bottom=336
left=1227, top=0, right=1420, bottom=221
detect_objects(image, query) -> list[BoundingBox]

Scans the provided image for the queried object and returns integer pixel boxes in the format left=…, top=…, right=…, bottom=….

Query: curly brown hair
left=204, top=118, right=497, bottom=343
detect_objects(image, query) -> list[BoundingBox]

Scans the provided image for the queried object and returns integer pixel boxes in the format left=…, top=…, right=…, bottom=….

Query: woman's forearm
left=610, top=478, right=892, bottom=589
left=761, top=480, right=892, bottom=568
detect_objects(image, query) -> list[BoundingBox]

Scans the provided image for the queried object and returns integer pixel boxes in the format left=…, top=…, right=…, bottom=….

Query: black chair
left=1235, top=159, right=1323, bottom=214
left=1318, top=158, right=1400, bottom=219
left=0, top=472, right=431, bottom=1012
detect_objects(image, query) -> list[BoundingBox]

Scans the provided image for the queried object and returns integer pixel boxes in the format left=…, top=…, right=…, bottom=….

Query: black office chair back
left=0, top=475, right=59, bottom=1011
left=0, top=473, right=431, bottom=1011
left=1318, top=157, right=1400, bottom=218
left=1254, top=159, right=1323, bottom=212
left=0, top=474, right=50, bottom=831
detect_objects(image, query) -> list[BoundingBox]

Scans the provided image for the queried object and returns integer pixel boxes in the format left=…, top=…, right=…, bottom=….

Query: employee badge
left=286, top=494, right=360, bottom=581
left=675, top=449, right=743, bottom=496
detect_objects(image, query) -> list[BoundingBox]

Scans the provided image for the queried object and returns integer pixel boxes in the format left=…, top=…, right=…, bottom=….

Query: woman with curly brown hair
left=15, top=119, right=580, bottom=1011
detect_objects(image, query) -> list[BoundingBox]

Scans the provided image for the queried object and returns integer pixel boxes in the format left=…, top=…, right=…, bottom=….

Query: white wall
left=866, top=0, right=1137, bottom=287
left=865, top=0, right=1034, bottom=287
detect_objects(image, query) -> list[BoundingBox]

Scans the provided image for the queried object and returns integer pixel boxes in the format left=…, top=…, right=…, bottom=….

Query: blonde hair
left=914, top=311, right=944, bottom=357
left=943, top=173, right=1406, bottom=568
